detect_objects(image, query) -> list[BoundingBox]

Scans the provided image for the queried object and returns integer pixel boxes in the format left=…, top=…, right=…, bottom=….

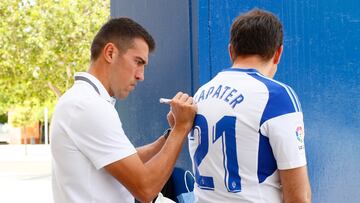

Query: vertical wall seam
left=188, top=0, right=194, bottom=95
left=208, top=0, right=212, bottom=78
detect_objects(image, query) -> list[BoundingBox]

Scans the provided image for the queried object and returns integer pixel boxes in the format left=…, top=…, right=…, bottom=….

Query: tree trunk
left=47, top=81, right=62, bottom=98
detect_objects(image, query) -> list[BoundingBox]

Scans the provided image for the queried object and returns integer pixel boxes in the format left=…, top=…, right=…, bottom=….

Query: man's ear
left=273, top=45, right=283, bottom=65
left=103, top=43, right=116, bottom=63
left=228, top=44, right=234, bottom=62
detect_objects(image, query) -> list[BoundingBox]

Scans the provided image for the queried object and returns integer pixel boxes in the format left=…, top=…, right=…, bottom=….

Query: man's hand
left=169, top=92, right=197, bottom=134
left=167, top=111, right=175, bottom=128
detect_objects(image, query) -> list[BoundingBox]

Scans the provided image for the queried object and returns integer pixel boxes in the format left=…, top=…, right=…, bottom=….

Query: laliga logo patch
left=295, top=126, right=304, bottom=143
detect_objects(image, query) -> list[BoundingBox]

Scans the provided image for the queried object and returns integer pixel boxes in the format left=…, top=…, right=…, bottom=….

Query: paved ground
left=0, top=145, right=53, bottom=203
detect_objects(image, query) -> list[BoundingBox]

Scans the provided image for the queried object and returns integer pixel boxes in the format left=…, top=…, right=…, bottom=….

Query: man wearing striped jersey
left=189, top=9, right=311, bottom=203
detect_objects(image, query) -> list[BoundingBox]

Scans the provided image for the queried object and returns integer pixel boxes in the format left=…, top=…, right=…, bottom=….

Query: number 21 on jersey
left=190, top=114, right=241, bottom=193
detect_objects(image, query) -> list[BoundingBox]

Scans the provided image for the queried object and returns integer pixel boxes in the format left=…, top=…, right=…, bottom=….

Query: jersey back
left=188, top=68, right=307, bottom=203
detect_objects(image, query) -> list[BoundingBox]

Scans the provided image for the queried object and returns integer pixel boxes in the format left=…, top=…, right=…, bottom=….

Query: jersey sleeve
left=68, top=98, right=137, bottom=170
left=246, top=73, right=308, bottom=171
left=258, top=81, right=307, bottom=170
left=260, top=112, right=307, bottom=170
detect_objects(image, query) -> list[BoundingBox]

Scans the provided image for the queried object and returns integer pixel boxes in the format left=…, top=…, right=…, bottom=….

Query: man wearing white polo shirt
left=50, top=18, right=197, bottom=203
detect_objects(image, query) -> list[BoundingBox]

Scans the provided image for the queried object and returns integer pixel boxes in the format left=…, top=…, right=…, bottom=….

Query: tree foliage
left=0, top=0, right=109, bottom=126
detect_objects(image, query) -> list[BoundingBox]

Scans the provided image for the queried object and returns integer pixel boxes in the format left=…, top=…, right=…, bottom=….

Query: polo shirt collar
left=74, top=72, right=116, bottom=106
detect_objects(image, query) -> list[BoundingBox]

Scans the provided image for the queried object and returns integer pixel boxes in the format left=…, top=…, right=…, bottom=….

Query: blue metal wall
left=111, top=0, right=360, bottom=202
left=196, top=0, right=360, bottom=202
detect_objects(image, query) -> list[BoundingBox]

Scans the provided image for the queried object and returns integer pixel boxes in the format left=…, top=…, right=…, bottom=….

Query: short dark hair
left=230, top=8, right=283, bottom=61
left=91, top=17, right=155, bottom=61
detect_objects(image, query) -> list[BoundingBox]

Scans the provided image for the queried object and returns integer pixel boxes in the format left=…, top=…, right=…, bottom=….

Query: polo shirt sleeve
left=68, top=97, right=137, bottom=170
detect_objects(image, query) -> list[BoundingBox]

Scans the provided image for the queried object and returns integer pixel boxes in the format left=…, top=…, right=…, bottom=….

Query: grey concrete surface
left=0, top=145, right=53, bottom=203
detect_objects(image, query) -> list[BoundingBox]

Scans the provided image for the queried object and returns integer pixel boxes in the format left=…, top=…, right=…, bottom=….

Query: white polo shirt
left=50, top=72, right=137, bottom=203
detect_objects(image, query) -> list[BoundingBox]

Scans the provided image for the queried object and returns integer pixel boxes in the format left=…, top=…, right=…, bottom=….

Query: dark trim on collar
left=74, top=76, right=100, bottom=95
left=221, top=68, right=260, bottom=73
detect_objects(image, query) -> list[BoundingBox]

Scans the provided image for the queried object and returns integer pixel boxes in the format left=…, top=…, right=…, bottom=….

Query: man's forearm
left=280, top=166, right=312, bottom=203
left=105, top=126, right=190, bottom=203
left=136, top=135, right=166, bottom=163
left=141, top=127, right=189, bottom=196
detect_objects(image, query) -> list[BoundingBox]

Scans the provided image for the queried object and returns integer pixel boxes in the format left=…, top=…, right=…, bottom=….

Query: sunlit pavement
left=0, top=145, right=53, bottom=203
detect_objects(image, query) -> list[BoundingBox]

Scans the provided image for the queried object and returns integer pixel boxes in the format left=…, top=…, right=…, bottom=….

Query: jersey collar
left=222, top=67, right=261, bottom=74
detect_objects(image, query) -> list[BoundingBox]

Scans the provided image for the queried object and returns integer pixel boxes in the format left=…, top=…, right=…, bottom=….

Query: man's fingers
left=179, top=93, right=189, bottom=102
left=185, top=96, right=194, bottom=105
left=172, top=92, right=183, bottom=100
left=173, top=92, right=189, bottom=102
left=171, top=92, right=195, bottom=109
